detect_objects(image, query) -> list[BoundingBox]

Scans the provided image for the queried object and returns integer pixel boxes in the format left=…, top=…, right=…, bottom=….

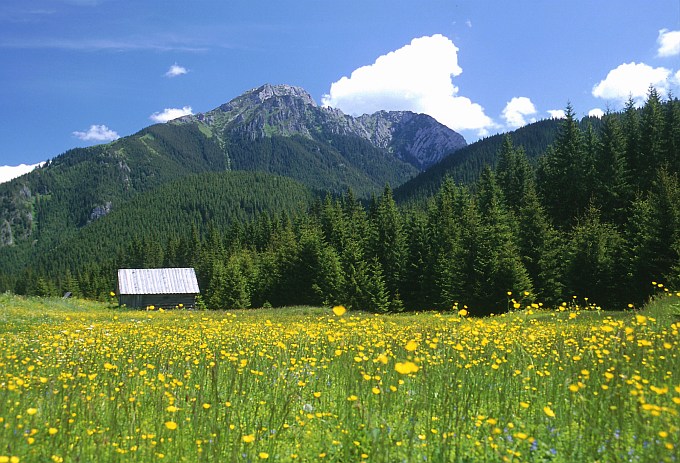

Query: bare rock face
left=89, top=201, right=113, bottom=222
left=176, top=84, right=466, bottom=170
left=253, top=84, right=317, bottom=107
left=0, top=219, right=13, bottom=246
left=355, top=111, right=467, bottom=169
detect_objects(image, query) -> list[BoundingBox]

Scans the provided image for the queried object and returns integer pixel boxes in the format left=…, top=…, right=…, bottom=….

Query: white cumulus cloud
left=547, top=109, right=566, bottom=119
left=150, top=106, right=193, bottom=123
left=588, top=108, right=605, bottom=118
left=72, top=124, right=120, bottom=141
left=322, top=34, right=494, bottom=135
left=592, top=62, right=672, bottom=104
left=657, top=29, right=680, bottom=57
left=501, top=97, right=537, bottom=128
left=0, top=162, right=45, bottom=185
left=165, top=63, right=188, bottom=77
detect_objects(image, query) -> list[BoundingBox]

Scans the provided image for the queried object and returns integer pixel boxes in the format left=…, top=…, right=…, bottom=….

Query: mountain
left=0, top=83, right=465, bottom=283
left=176, top=84, right=466, bottom=170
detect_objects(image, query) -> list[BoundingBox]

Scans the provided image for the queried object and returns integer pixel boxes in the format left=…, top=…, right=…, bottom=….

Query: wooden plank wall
left=119, top=294, right=197, bottom=309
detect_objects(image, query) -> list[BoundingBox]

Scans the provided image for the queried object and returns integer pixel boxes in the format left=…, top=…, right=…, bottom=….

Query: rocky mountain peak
left=251, top=84, right=317, bottom=107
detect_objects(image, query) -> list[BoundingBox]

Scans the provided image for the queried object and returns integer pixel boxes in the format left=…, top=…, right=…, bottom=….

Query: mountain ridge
left=175, top=83, right=466, bottom=170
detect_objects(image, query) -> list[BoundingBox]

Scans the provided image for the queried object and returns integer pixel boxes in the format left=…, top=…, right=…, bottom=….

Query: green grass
left=0, top=292, right=678, bottom=462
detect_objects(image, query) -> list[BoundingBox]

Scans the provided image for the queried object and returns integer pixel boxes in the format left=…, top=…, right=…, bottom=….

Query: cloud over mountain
left=72, top=124, right=120, bottom=141
left=0, top=162, right=44, bottom=184
left=322, top=34, right=493, bottom=135
left=150, top=106, right=193, bottom=123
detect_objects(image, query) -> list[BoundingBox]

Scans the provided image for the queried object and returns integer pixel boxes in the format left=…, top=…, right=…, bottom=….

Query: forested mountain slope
left=394, top=119, right=563, bottom=202
left=2, top=171, right=313, bottom=295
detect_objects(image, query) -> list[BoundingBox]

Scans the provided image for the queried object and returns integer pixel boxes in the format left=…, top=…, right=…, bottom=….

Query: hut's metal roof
left=117, top=268, right=200, bottom=295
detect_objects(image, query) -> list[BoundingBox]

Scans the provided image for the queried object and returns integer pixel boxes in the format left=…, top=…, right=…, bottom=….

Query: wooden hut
left=117, top=268, right=200, bottom=309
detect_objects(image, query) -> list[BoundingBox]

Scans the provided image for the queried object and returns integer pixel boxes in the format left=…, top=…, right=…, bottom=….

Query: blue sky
left=1, top=0, right=680, bottom=182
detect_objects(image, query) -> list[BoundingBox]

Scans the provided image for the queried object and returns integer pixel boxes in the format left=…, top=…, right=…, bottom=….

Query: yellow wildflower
left=332, top=305, right=346, bottom=316
left=395, top=361, right=419, bottom=374
left=164, top=421, right=177, bottom=430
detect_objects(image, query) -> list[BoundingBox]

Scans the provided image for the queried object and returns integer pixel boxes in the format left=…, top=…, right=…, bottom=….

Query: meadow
left=0, top=291, right=678, bottom=462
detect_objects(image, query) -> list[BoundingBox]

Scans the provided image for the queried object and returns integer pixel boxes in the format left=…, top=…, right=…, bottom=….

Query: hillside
left=393, top=116, right=608, bottom=203
left=394, top=119, right=562, bottom=202
left=2, top=171, right=313, bottom=294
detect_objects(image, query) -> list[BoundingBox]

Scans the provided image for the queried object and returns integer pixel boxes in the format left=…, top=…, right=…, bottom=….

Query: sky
left=1, top=0, right=680, bottom=183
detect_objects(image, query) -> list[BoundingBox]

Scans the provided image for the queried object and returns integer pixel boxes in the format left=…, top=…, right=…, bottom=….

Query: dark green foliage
left=592, top=112, right=631, bottom=224
left=627, top=169, right=680, bottom=292
left=469, top=168, right=532, bottom=314
left=564, top=206, right=625, bottom=308
left=367, top=186, right=407, bottom=299
left=401, top=211, right=435, bottom=311
left=208, top=252, right=253, bottom=310
left=298, top=224, right=345, bottom=306
left=427, top=178, right=470, bottom=310
left=663, top=96, right=680, bottom=171
left=516, top=184, right=564, bottom=304
left=223, top=134, right=417, bottom=197
left=495, top=135, right=535, bottom=213
left=637, top=88, right=666, bottom=190
left=537, top=104, right=595, bottom=228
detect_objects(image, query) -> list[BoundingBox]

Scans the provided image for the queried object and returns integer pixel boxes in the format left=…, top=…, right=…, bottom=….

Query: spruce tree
left=517, top=182, right=564, bottom=304
left=296, top=223, right=344, bottom=306
left=207, top=261, right=227, bottom=310
left=471, top=167, right=532, bottom=313
left=629, top=169, right=680, bottom=290
left=312, top=242, right=345, bottom=307
left=339, top=235, right=389, bottom=312
left=623, top=97, right=642, bottom=191
left=427, top=178, right=468, bottom=310
left=368, top=185, right=407, bottom=299
left=565, top=205, right=625, bottom=308
left=593, top=111, right=631, bottom=224
left=663, top=94, right=680, bottom=173
left=402, top=210, right=435, bottom=311
left=638, top=87, right=666, bottom=190
left=537, top=104, right=593, bottom=228
left=495, top=135, right=534, bottom=214
left=268, top=220, right=301, bottom=305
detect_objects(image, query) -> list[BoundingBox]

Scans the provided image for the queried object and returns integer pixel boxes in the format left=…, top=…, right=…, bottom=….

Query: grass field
left=0, top=292, right=678, bottom=462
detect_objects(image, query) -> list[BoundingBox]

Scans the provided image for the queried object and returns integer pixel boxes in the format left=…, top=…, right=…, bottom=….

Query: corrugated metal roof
left=117, top=268, right=200, bottom=295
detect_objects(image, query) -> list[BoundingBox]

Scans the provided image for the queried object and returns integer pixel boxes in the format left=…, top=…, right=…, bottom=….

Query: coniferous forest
left=1, top=89, right=679, bottom=315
